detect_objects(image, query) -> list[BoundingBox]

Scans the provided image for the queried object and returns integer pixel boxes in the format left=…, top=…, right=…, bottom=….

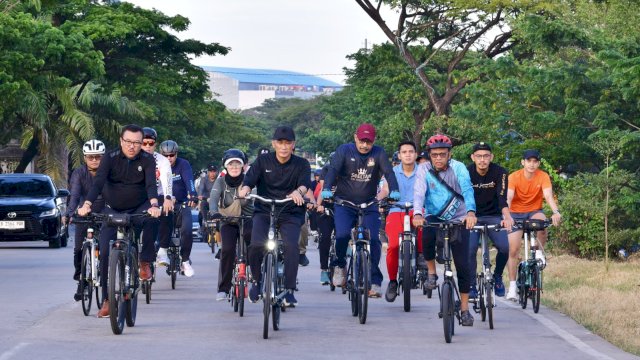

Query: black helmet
left=142, top=127, right=157, bottom=140
left=159, top=140, right=179, bottom=155
left=222, top=148, right=245, bottom=168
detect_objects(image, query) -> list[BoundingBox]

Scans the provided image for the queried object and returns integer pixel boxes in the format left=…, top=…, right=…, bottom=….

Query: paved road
left=0, top=237, right=636, bottom=360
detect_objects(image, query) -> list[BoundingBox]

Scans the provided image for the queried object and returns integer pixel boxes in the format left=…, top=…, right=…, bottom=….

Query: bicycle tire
left=358, top=249, right=369, bottom=325
left=349, top=256, right=357, bottom=317
left=533, top=265, right=542, bottom=313
left=518, top=263, right=528, bottom=309
left=125, top=248, right=138, bottom=327
left=170, top=254, right=177, bottom=290
left=108, top=249, right=125, bottom=335
left=272, top=259, right=281, bottom=331
left=487, top=283, right=494, bottom=329
left=329, top=266, right=336, bottom=291
left=238, top=278, right=245, bottom=317
left=80, top=243, right=93, bottom=316
left=479, top=276, right=486, bottom=322
left=401, top=241, right=412, bottom=312
left=145, top=281, right=151, bottom=304
left=232, top=284, right=238, bottom=312
left=441, top=281, right=454, bottom=343
left=262, top=252, right=273, bottom=339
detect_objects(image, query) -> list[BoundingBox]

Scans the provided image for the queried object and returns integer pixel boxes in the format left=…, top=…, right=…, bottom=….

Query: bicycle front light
left=267, top=240, right=276, bottom=251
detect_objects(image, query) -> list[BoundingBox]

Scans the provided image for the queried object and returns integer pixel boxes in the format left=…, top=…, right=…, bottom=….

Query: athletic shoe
left=426, top=273, right=438, bottom=290
left=494, top=275, right=505, bottom=297
left=506, top=286, right=518, bottom=301
left=283, top=290, right=298, bottom=307
left=181, top=261, right=194, bottom=277
left=369, top=284, right=382, bottom=298
left=299, top=253, right=310, bottom=266
left=332, top=266, right=346, bottom=287
left=249, top=282, right=260, bottom=303
left=385, top=280, right=398, bottom=302
left=461, top=310, right=474, bottom=326
left=216, top=292, right=228, bottom=301
left=156, top=247, right=169, bottom=266
left=320, top=270, right=330, bottom=285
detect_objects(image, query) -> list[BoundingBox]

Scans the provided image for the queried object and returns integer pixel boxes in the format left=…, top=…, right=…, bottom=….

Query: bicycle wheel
left=125, top=248, right=138, bottom=327
left=329, top=264, right=336, bottom=291
left=108, top=249, right=126, bottom=335
left=349, top=257, right=357, bottom=317
left=144, top=281, right=151, bottom=304
left=487, top=282, right=494, bottom=329
left=401, top=241, right=412, bottom=312
left=170, top=253, right=177, bottom=290
left=262, top=253, right=273, bottom=339
left=238, top=278, right=246, bottom=317
left=441, top=281, right=454, bottom=343
left=357, top=249, right=369, bottom=324
left=518, top=263, right=528, bottom=309
left=479, top=281, right=486, bottom=322
left=80, top=243, right=93, bottom=316
left=532, top=266, right=542, bottom=313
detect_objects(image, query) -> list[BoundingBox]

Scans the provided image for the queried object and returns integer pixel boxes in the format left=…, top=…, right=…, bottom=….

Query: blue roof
left=200, top=66, right=342, bottom=88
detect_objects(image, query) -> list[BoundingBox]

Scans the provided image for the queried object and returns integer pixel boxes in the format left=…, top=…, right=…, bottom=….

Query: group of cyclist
left=66, top=124, right=199, bottom=318
left=66, top=122, right=561, bottom=328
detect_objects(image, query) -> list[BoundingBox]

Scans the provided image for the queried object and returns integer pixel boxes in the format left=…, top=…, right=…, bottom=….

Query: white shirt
left=153, top=152, right=173, bottom=198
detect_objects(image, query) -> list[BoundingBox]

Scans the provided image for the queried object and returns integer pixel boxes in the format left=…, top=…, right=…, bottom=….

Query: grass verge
left=542, top=254, right=640, bottom=356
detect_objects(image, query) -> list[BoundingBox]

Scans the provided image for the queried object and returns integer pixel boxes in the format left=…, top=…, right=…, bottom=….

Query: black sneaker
left=283, top=290, right=298, bottom=307
left=461, top=310, right=474, bottom=326
left=214, top=249, right=221, bottom=260
left=426, top=274, right=438, bottom=290
left=249, top=282, right=261, bottom=303
left=299, top=254, right=310, bottom=266
left=73, top=282, right=82, bottom=302
left=385, top=280, right=398, bottom=303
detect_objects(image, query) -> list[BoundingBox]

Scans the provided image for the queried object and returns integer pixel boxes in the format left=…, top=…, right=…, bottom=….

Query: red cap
left=356, top=123, right=376, bottom=142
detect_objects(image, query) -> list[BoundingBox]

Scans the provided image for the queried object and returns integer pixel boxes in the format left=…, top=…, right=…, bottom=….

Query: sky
left=126, top=0, right=394, bottom=84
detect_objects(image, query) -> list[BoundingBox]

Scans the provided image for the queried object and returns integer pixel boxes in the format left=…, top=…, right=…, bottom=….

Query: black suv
left=0, top=174, right=69, bottom=248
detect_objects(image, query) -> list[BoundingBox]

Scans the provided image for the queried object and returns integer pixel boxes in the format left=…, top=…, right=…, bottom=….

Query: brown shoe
left=97, top=300, right=110, bottom=318
left=139, top=261, right=152, bottom=280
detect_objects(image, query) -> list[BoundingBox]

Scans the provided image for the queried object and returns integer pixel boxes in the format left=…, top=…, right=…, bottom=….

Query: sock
left=509, top=281, right=516, bottom=289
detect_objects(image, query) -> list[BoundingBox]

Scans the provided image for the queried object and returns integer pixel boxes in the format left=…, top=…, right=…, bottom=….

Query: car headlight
left=40, top=208, right=59, bottom=218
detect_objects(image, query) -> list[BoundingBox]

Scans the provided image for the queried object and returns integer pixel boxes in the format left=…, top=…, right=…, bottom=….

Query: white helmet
left=83, top=139, right=105, bottom=155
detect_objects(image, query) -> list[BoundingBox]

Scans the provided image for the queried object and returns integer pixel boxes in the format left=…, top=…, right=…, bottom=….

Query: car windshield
left=0, top=178, right=55, bottom=197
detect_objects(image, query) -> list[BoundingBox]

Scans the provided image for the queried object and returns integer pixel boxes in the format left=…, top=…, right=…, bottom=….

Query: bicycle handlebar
left=240, top=194, right=293, bottom=205
left=328, top=197, right=379, bottom=210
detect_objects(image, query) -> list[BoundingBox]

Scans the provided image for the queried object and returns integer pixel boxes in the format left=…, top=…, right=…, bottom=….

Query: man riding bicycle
left=505, top=149, right=561, bottom=301
left=209, top=149, right=254, bottom=301
left=141, top=127, right=174, bottom=213
left=156, top=140, right=198, bottom=277
left=78, top=124, right=162, bottom=318
left=412, top=134, right=477, bottom=326
left=238, top=126, right=311, bottom=307
left=467, top=142, right=513, bottom=298
left=66, top=139, right=106, bottom=301
left=322, top=123, right=400, bottom=298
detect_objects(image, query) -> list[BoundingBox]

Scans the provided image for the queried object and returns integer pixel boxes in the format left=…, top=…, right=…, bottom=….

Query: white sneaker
left=535, top=249, right=546, bottom=268
left=506, top=286, right=518, bottom=301
left=181, top=261, right=194, bottom=277
left=332, top=266, right=346, bottom=287
left=216, top=292, right=228, bottom=301
left=156, top=248, right=169, bottom=266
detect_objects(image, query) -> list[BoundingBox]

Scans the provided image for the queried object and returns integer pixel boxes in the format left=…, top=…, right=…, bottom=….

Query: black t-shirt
left=242, top=153, right=311, bottom=217
left=467, top=162, right=508, bottom=217
left=87, top=149, right=158, bottom=211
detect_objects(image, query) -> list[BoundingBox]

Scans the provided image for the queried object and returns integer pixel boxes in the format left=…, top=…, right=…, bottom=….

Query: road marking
left=497, top=298, right=615, bottom=360
left=0, top=342, right=29, bottom=360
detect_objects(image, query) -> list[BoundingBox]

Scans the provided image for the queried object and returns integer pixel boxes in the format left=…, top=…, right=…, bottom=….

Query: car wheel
left=48, top=236, right=61, bottom=248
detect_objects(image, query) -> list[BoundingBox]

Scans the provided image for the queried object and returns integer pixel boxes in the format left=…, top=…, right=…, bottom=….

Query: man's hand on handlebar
left=464, top=211, right=477, bottom=230
left=287, top=189, right=305, bottom=206
left=148, top=205, right=162, bottom=218
left=412, top=213, right=425, bottom=227
left=162, top=197, right=174, bottom=215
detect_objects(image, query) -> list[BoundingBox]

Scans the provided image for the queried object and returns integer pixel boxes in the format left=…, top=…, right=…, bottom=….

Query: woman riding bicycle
left=209, top=149, right=254, bottom=301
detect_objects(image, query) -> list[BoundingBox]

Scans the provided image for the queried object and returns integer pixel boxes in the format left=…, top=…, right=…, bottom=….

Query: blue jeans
left=468, top=215, right=509, bottom=286
left=333, top=203, right=383, bottom=286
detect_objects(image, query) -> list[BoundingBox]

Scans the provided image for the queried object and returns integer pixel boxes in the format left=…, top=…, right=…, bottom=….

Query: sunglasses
left=85, top=155, right=102, bottom=161
left=142, top=140, right=156, bottom=146
left=164, top=153, right=177, bottom=158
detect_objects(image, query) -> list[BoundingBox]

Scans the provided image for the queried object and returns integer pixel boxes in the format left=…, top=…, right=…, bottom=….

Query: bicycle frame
left=516, top=219, right=550, bottom=313
left=470, top=223, right=503, bottom=328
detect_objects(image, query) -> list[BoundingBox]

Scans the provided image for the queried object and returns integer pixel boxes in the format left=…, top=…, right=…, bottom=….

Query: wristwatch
left=552, top=210, right=561, bottom=215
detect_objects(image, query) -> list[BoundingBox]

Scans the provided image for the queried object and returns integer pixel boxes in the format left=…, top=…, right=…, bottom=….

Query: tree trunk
left=14, top=136, right=39, bottom=173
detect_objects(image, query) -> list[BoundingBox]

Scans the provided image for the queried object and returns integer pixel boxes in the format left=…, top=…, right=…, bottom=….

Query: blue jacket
left=171, top=157, right=197, bottom=202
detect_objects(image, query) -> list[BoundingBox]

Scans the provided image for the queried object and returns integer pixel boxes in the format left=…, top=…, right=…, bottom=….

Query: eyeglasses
left=142, top=140, right=156, bottom=146
left=429, top=152, right=449, bottom=159
left=473, top=154, right=492, bottom=160
left=121, top=138, right=142, bottom=147
left=164, top=153, right=177, bottom=158
left=85, top=155, right=102, bottom=161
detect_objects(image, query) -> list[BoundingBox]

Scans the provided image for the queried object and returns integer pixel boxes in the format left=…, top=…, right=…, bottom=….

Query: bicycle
left=204, top=217, right=218, bottom=255
left=98, top=211, right=154, bottom=335
left=71, top=215, right=103, bottom=316
left=331, top=197, right=378, bottom=325
left=470, top=224, right=504, bottom=329
left=515, top=219, right=551, bottom=314
left=214, top=214, right=253, bottom=317
left=319, top=206, right=338, bottom=292
left=426, top=220, right=465, bottom=343
left=166, top=204, right=187, bottom=290
left=244, top=194, right=294, bottom=339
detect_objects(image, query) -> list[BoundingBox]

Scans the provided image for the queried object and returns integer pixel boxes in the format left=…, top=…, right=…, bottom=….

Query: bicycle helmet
left=392, top=151, right=400, bottom=163
left=83, top=139, right=105, bottom=155
left=159, top=140, right=179, bottom=155
left=222, top=148, right=245, bottom=168
left=142, top=127, right=157, bottom=140
left=425, top=134, right=453, bottom=150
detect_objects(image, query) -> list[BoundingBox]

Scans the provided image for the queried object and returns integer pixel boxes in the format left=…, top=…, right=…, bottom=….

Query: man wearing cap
left=198, top=163, right=218, bottom=228
left=467, top=142, right=513, bottom=298
left=505, top=149, right=562, bottom=301
left=238, top=125, right=311, bottom=307
left=321, top=123, right=400, bottom=298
